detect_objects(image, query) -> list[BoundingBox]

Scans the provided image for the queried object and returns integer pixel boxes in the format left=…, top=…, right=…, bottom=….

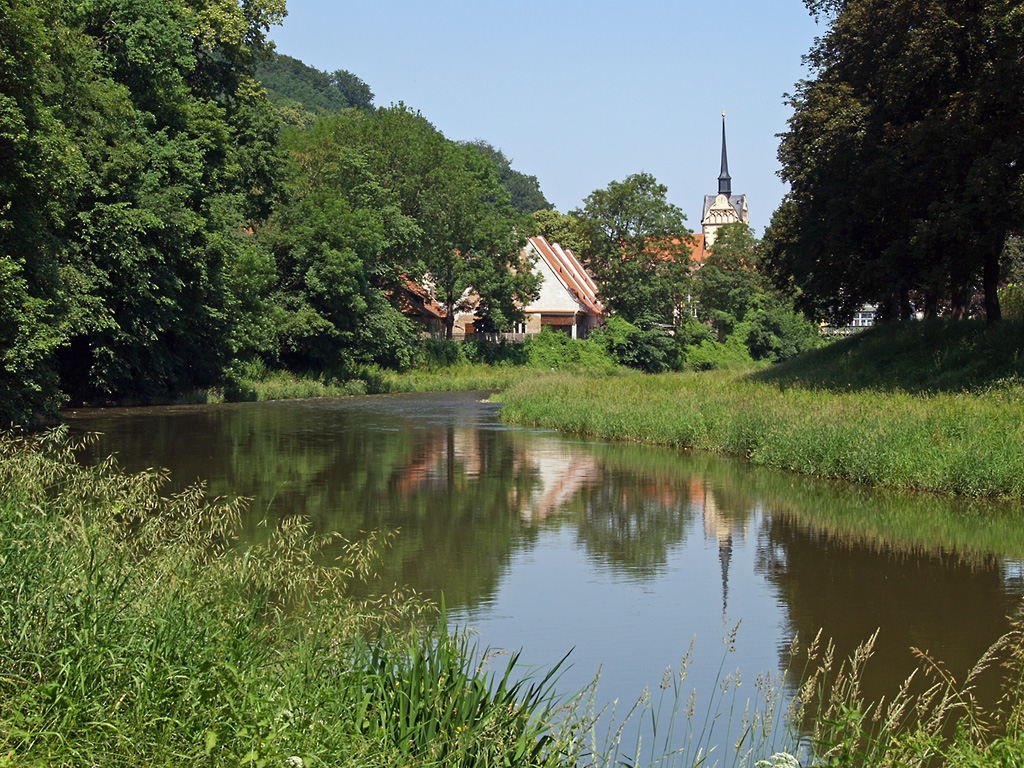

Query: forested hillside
left=0, top=0, right=551, bottom=426
left=257, top=53, right=374, bottom=125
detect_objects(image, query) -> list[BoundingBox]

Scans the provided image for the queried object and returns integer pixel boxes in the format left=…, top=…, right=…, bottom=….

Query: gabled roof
left=527, top=236, right=604, bottom=316
left=393, top=276, right=447, bottom=319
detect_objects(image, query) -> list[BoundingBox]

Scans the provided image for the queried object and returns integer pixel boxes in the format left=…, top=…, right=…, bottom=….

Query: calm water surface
left=65, top=391, right=1024, bottom=753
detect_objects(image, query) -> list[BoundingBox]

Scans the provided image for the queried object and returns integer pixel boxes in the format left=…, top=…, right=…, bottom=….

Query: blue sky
left=268, top=1, right=824, bottom=235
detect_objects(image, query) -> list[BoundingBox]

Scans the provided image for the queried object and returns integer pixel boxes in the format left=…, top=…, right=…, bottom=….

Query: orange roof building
left=520, top=236, right=606, bottom=339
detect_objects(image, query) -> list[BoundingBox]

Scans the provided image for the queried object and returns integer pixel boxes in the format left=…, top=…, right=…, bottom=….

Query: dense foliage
left=693, top=223, right=821, bottom=364
left=572, top=172, right=694, bottom=327
left=765, top=0, right=1024, bottom=323
left=1, top=0, right=285, bottom=424
left=0, top=0, right=551, bottom=426
left=257, top=52, right=374, bottom=127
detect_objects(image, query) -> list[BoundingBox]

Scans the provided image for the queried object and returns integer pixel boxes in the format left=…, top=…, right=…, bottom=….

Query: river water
left=64, top=390, right=1024, bottom=760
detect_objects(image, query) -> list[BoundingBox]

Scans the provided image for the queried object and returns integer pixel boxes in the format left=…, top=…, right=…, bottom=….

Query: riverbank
left=0, top=430, right=580, bottom=767
left=497, top=321, right=1024, bottom=499
left=4, top=420, right=1024, bottom=765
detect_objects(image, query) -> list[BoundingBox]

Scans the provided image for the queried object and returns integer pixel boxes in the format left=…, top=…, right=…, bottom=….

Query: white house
left=517, top=235, right=605, bottom=339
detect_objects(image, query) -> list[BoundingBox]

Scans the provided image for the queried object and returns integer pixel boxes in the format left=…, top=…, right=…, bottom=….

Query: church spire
left=718, top=111, right=732, bottom=197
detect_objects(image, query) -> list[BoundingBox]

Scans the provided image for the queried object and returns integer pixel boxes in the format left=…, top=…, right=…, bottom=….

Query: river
left=64, top=390, right=1024, bottom=761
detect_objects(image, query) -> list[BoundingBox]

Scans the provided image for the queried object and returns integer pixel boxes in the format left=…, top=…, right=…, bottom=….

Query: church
left=701, top=113, right=748, bottom=249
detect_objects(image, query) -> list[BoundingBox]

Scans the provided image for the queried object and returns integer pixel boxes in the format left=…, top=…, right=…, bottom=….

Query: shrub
left=418, top=338, right=467, bottom=368
left=999, top=283, right=1024, bottom=320
left=591, top=316, right=682, bottom=373
left=685, top=336, right=755, bottom=371
left=524, top=328, right=618, bottom=373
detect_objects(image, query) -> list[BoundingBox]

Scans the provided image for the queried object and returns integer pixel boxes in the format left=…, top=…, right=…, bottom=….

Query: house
left=392, top=276, right=448, bottom=336
left=517, top=235, right=605, bottom=339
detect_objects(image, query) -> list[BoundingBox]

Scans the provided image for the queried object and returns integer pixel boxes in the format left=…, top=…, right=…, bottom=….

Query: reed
left=0, top=429, right=568, bottom=766
left=497, top=371, right=1024, bottom=498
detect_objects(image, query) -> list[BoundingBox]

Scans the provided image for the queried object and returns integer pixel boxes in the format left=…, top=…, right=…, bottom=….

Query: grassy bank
left=497, top=321, right=1024, bottom=499
left=4, top=431, right=1024, bottom=766
left=219, top=362, right=535, bottom=401
left=0, top=430, right=578, bottom=767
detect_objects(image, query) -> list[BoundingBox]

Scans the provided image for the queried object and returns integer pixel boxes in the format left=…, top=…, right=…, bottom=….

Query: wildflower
left=285, top=757, right=304, bottom=768
left=755, top=752, right=800, bottom=768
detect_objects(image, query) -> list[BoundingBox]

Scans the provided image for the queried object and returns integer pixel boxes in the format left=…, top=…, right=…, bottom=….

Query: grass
left=0, top=429, right=574, bottom=767
left=754, top=318, right=1024, bottom=394
left=3, top=429, right=1024, bottom=766
left=209, top=363, right=534, bottom=402
left=496, top=320, right=1024, bottom=499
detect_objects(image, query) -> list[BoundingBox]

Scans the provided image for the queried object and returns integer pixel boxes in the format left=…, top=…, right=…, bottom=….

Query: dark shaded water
left=65, top=391, right=1024, bottom=754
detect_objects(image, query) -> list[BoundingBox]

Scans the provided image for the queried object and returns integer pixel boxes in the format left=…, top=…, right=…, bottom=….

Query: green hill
left=752, top=319, right=1024, bottom=393
left=256, top=53, right=373, bottom=125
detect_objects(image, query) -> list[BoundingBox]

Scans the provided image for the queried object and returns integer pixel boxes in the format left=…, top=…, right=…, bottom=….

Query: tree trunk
left=950, top=276, right=968, bottom=320
left=983, top=249, right=1002, bottom=323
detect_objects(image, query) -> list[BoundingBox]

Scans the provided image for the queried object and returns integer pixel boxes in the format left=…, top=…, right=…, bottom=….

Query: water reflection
left=65, top=391, right=1024, bottom=746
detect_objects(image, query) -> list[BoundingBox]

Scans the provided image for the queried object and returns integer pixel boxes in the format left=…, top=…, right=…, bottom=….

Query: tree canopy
left=764, top=0, right=1024, bottom=324
left=695, top=223, right=820, bottom=362
left=573, top=173, right=693, bottom=327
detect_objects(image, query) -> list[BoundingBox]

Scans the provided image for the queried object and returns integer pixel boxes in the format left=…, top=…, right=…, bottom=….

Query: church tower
left=701, top=113, right=749, bottom=248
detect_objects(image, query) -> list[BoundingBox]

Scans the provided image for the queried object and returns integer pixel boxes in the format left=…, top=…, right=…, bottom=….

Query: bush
left=524, top=328, right=617, bottom=373
left=591, top=316, right=681, bottom=373
left=463, top=338, right=530, bottom=366
left=418, top=338, right=468, bottom=368
left=685, top=336, right=755, bottom=371
left=999, top=283, right=1024, bottom=319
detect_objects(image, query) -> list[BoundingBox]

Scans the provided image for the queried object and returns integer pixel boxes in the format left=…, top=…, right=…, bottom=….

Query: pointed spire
left=718, top=111, right=732, bottom=197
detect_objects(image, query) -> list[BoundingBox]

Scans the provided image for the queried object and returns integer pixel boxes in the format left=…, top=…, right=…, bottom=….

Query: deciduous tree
left=766, top=0, right=1024, bottom=323
left=575, top=173, right=693, bottom=327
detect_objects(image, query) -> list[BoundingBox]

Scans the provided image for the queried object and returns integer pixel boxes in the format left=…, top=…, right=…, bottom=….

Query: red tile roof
left=528, top=236, right=605, bottom=316
left=393, top=276, right=447, bottom=319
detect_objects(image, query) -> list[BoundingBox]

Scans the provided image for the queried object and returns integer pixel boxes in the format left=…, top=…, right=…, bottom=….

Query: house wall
left=529, top=247, right=583, bottom=313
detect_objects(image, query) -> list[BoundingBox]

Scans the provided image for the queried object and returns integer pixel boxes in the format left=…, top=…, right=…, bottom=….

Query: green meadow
left=498, top=320, right=1024, bottom=499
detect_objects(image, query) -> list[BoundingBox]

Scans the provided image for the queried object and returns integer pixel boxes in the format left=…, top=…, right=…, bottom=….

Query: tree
left=0, top=0, right=86, bottom=423
left=574, top=173, right=693, bottom=327
left=766, top=0, right=1024, bottom=323
left=463, top=141, right=552, bottom=215
left=695, top=223, right=820, bottom=363
left=415, top=140, right=537, bottom=337
left=530, top=209, right=589, bottom=255
left=47, top=0, right=287, bottom=401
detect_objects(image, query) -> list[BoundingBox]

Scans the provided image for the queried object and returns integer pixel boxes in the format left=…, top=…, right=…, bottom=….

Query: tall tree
left=50, top=0, right=286, bottom=401
left=0, top=0, right=88, bottom=423
left=575, top=173, right=693, bottom=327
left=766, top=0, right=1024, bottom=323
left=463, top=141, right=552, bottom=215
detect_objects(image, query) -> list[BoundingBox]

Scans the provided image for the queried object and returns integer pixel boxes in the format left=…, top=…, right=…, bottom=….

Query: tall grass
left=0, top=429, right=573, bottom=766
left=497, top=370, right=1024, bottom=498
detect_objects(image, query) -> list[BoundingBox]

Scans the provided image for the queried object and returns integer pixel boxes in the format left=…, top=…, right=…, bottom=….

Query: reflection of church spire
left=718, top=111, right=732, bottom=197
left=699, top=479, right=734, bottom=618
left=719, top=533, right=732, bottom=617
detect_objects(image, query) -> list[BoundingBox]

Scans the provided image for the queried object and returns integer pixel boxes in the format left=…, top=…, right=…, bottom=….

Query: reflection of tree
left=572, top=473, right=692, bottom=575
left=758, top=514, right=1013, bottom=714
left=67, top=394, right=1024, bottom=714
left=67, top=394, right=545, bottom=611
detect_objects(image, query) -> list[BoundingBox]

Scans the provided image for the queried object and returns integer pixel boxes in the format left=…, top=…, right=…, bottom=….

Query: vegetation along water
left=498, top=321, right=1024, bottom=499
left=5, top=0, right=1024, bottom=763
